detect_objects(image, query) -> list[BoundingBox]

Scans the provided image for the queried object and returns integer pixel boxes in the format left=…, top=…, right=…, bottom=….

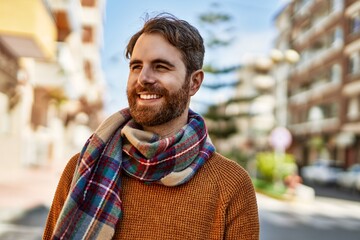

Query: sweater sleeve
left=42, top=153, right=80, bottom=240
left=224, top=164, right=260, bottom=240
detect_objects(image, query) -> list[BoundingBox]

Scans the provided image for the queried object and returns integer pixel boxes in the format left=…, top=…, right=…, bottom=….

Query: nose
left=138, top=66, right=155, bottom=86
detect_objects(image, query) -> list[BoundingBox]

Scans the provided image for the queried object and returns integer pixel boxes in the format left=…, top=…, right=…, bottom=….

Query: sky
left=101, top=0, right=290, bottom=116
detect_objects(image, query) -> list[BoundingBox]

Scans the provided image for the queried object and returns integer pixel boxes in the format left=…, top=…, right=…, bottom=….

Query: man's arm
left=225, top=171, right=259, bottom=240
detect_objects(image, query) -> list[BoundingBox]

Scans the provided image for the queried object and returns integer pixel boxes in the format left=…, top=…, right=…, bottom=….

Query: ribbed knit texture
left=51, top=108, right=215, bottom=239
left=43, top=152, right=259, bottom=240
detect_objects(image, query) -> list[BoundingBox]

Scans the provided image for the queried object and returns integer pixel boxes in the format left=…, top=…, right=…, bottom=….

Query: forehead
left=131, top=33, right=184, bottom=64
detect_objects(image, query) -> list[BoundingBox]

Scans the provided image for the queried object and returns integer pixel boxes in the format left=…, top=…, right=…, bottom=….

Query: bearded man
left=43, top=13, right=259, bottom=240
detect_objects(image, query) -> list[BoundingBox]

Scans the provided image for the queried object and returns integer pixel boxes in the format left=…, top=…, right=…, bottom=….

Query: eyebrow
left=129, top=58, right=176, bottom=68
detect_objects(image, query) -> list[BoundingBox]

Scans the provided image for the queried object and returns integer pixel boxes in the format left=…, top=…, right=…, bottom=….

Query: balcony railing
left=293, top=43, right=343, bottom=76
left=289, top=117, right=340, bottom=135
left=289, top=81, right=341, bottom=105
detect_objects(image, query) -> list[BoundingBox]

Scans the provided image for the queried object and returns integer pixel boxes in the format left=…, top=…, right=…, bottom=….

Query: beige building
left=274, top=0, right=360, bottom=168
left=0, top=0, right=106, bottom=171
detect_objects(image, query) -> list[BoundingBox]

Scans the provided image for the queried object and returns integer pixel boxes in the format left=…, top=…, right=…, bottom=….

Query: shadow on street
left=0, top=205, right=49, bottom=240
left=303, top=182, right=360, bottom=202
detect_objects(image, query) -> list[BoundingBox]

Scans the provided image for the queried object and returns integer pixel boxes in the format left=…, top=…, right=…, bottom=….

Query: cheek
left=126, top=75, right=138, bottom=90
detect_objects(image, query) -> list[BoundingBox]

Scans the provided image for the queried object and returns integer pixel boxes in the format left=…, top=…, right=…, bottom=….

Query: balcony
left=294, top=10, right=342, bottom=48
left=289, top=82, right=341, bottom=106
left=342, top=122, right=360, bottom=134
left=343, top=81, right=360, bottom=96
left=0, top=0, right=57, bottom=60
left=48, top=0, right=82, bottom=42
left=293, top=43, right=342, bottom=77
left=289, top=117, right=340, bottom=135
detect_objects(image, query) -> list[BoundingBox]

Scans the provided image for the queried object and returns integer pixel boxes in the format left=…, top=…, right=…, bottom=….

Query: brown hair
left=125, top=13, right=205, bottom=77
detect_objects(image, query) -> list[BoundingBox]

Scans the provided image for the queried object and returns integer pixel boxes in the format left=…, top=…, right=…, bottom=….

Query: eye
left=155, top=64, right=169, bottom=71
left=130, top=64, right=142, bottom=71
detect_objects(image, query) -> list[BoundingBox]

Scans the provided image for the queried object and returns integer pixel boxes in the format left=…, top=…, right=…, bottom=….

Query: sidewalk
left=0, top=160, right=67, bottom=223
left=2, top=162, right=360, bottom=234
left=257, top=192, right=360, bottom=217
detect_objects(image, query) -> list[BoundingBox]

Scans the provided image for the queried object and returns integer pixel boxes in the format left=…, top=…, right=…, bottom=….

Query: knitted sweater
left=43, top=152, right=259, bottom=240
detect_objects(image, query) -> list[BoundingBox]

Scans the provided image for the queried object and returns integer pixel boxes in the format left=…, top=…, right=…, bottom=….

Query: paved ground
left=0, top=159, right=67, bottom=239
left=304, top=182, right=360, bottom=202
left=258, top=193, right=360, bottom=240
left=1, top=162, right=360, bottom=239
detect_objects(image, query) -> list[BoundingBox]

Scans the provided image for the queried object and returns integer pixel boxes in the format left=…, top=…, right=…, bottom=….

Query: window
left=81, top=0, right=95, bottom=7
left=322, top=102, right=338, bottom=118
left=331, top=28, right=343, bottom=47
left=331, top=64, right=341, bottom=83
left=331, top=0, right=343, bottom=12
left=350, top=11, right=360, bottom=35
left=349, top=52, right=360, bottom=75
left=82, top=26, right=93, bottom=43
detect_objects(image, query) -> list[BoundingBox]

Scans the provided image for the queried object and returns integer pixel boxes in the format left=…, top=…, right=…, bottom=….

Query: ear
left=189, top=69, right=204, bottom=96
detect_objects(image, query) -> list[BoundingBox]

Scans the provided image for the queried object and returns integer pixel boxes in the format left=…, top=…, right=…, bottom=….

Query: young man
left=43, top=13, right=259, bottom=240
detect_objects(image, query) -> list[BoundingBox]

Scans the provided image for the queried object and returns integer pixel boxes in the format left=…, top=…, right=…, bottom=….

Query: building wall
left=274, top=0, right=360, bottom=168
left=0, top=0, right=106, bottom=171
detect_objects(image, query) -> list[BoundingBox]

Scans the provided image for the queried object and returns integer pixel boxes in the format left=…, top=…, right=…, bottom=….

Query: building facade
left=0, top=0, right=106, bottom=170
left=274, top=0, right=360, bottom=168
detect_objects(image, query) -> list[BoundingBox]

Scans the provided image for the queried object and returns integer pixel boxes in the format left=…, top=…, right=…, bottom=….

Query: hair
left=125, top=13, right=205, bottom=77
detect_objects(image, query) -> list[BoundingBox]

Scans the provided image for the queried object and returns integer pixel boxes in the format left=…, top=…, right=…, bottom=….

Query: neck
left=143, top=109, right=189, bottom=138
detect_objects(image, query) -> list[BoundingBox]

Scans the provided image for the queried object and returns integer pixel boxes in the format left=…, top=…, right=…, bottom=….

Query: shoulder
left=57, top=153, right=80, bottom=189
left=204, top=152, right=251, bottom=182
left=64, top=153, right=80, bottom=176
left=201, top=152, right=255, bottom=199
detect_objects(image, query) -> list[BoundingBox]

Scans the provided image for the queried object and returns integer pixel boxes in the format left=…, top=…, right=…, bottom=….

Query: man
left=43, top=13, right=259, bottom=240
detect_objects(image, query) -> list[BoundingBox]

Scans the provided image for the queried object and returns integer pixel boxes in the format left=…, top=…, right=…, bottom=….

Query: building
left=274, top=0, right=360, bottom=168
left=0, top=0, right=106, bottom=171
left=204, top=57, right=278, bottom=169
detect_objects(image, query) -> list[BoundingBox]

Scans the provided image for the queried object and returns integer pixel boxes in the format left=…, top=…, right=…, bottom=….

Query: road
left=258, top=193, right=360, bottom=240
left=1, top=190, right=360, bottom=240
left=0, top=205, right=48, bottom=240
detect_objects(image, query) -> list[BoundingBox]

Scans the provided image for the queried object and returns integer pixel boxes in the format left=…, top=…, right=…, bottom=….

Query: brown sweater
left=43, top=152, right=259, bottom=240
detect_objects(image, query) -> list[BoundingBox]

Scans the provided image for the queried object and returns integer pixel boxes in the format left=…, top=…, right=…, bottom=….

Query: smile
left=139, top=94, right=162, bottom=100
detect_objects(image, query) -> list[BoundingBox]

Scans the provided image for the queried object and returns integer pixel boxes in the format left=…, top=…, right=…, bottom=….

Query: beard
left=127, top=80, right=190, bottom=127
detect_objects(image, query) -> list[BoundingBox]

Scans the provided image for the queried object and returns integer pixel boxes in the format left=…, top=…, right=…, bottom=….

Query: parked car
left=357, top=179, right=360, bottom=192
left=336, top=164, right=360, bottom=191
left=301, top=159, right=343, bottom=186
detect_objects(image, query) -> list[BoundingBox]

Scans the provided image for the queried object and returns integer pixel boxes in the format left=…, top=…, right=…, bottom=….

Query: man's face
left=127, top=33, right=191, bottom=126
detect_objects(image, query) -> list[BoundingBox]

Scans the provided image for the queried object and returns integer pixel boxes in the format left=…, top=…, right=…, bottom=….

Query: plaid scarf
left=52, top=108, right=215, bottom=239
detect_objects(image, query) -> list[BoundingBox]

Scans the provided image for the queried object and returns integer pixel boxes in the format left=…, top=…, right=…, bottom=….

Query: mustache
left=135, top=85, right=168, bottom=95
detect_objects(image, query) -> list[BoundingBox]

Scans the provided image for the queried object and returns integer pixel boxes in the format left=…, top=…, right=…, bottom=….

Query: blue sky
left=101, top=0, right=290, bottom=115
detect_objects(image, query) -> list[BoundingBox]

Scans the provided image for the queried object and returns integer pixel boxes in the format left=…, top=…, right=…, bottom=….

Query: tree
left=198, top=3, right=240, bottom=129
left=198, top=4, right=259, bottom=164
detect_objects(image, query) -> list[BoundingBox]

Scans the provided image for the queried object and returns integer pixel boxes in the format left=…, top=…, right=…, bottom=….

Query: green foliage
left=199, top=12, right=232, bottom=24
left=203, top=64, right=242, bottom=74
left=223, top=149, right=250, bottom=168
left=208, top=122, right=237, bottom=139
left=256, top=152, right=296, bottom=183
left=207, top=36, right=233, bottom=48
left=252, top=178, right=287, bottom=199
left=199, top=4, right=251, bottom=144
left=307, top=136, right=325, bottom=151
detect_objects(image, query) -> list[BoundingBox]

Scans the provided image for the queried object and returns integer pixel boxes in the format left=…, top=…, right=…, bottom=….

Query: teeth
left=139, top=94, right=161, bottom=100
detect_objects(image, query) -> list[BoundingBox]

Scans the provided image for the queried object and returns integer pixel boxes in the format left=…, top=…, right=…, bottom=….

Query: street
left=1, top=192, right=360, bottom=240
left=258, top=193, right=360, bottom=240
left=0, top=205, right=48, bottom=240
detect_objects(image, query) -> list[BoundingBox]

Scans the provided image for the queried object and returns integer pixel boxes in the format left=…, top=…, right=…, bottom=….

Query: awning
left=0, top=0, right=57, bottom=60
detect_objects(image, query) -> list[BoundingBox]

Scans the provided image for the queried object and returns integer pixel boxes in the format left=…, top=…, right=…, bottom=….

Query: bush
left=256, top=151, right=296, bottom=183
